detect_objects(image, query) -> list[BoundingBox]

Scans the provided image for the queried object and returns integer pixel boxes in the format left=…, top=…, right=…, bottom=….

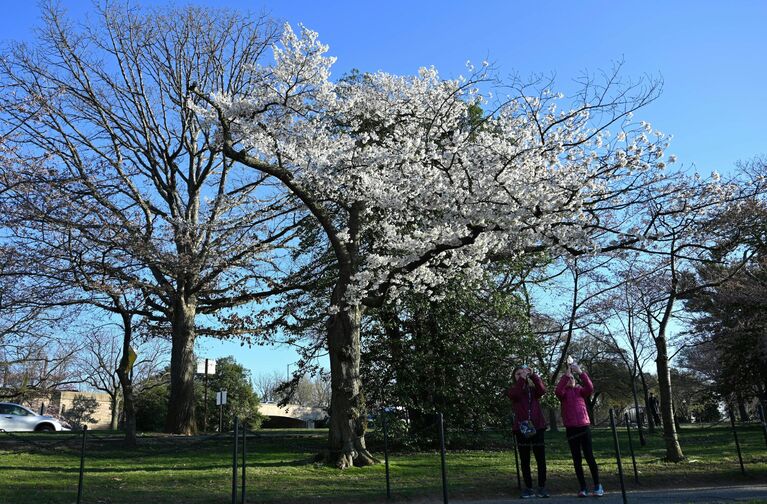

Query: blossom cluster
left=198, top=24, right=695, bottom=307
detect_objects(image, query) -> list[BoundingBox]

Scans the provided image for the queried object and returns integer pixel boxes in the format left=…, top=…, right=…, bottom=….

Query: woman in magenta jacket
left=555, top=361, right=604, bottom=498
left=507, top=365, right=548, bottom=499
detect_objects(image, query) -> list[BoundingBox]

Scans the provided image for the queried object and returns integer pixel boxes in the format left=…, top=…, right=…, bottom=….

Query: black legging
left=566, top=426, right=600, bottom=490
left=514, top=430, right=546, bottom=489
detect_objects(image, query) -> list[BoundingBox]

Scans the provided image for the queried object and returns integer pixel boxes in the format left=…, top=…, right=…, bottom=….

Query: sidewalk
left=452, top=484, right=767, bottom=503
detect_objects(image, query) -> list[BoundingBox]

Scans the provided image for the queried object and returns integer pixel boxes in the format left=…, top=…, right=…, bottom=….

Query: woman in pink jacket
left=507, top=365, right=548, bottom=499
left=555, top=361, right=604, bottom=498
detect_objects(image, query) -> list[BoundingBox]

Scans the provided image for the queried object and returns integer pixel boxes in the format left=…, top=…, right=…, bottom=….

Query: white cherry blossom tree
left=195, top=25, right=717, bottom=468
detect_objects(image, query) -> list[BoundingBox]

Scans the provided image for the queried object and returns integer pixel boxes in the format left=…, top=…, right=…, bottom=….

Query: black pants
left=566, top=426, right=600, bottom=491
left=651, top=410, right=662, bottom=426
left=515, top=430, right=546, bottom=489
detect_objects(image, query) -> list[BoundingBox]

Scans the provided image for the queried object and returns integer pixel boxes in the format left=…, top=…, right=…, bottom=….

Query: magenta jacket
left=555, top=371, right=594, bottom=428
left=506, top=374, right=547, bottom=432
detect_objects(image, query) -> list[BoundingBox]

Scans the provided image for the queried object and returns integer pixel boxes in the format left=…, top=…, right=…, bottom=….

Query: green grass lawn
left=1, top=424, right=766, bottom=503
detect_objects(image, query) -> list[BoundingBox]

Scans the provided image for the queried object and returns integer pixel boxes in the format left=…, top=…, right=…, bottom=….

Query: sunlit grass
left=1, top=425, right=766, bottom=503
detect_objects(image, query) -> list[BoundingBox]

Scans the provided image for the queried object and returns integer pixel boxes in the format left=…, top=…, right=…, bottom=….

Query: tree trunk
left=327, top=301, right=376, bottom=468
left=110, top=394, right=120, bottom=431
left=736, top=392, right=749, bottom=422
left=116, top=367, right=136, bottom=447
left=586, top=395, right=597, bottom=426
left=547, top=407, right=559, bottom=432
left=655, top=338, right=685, bottom=462
left=629, top=372, right=646, bottom=446
left=165, top=296, right=198, bottom=435
left=117, top=312, right=136, bottom=447
left=639, top=372, right=655, bottom=434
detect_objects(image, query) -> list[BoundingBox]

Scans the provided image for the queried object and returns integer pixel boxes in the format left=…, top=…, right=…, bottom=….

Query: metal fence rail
left=1, top=413, right=766, bottom=504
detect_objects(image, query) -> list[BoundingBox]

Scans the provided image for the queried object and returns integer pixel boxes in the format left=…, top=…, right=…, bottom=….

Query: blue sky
left=2, top=1, right=765, bottom=379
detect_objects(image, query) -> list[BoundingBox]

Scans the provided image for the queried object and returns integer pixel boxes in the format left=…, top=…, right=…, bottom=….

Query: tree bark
left=639, top=372, right=655, bottom=434
left=655, top=338, right=685, bottom=461
left=117, top=312, right=137, bottom=447
left=165, top=296, right=198, bottom=435
left=327, top=301, right=377, bottom=468
left=587, top=392, right=599, bottom=426
left=110, top=395, right=120, bottom=431
left=736, top=392, right=749, bottom=422
left=629, top=372, right=646, bottom=446
left=116, top=368, right=136, bottom=447
left=547, top=407, right=559, bottom=432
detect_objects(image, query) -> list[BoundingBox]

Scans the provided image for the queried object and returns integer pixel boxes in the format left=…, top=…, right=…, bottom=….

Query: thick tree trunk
left=165, top=296, right=198, bottom=435
left=327, top=302, right=376, bottom=468
left=655, top=338, right=685, bottom=462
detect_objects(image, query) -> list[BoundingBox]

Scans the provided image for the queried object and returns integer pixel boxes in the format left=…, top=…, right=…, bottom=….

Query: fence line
left=1, top=415, right=766, bottom=503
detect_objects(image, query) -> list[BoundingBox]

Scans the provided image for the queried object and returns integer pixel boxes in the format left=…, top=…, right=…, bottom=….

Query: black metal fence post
left=241, top=421, right=247, bottom=504
left=609, top=409, right=628, bottom=504
left=728, top=407, right=745, bottom=475
left=232, top=416, right=239, bottom=504
left=76, top=425, right=87, bottom=504
left=437, top=412, right=448, bottom=504
left=624, top=412, right=639, bottom=484
left=382, top=409, right=391, bottom=499
left=758, top=404, right=767, bottom=449
left=511, top=425, right=521, bottom=490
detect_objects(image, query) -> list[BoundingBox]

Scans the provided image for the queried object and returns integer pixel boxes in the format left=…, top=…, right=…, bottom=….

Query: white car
left=0, top=402, right=70, bottom=432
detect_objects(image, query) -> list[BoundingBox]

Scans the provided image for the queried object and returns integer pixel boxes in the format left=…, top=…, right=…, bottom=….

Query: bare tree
left=293, top=373, right=332, bottom=409
left=524, top=255, right=627, bottom=430
left=254, top=370, right=331, bottom=409
left=631, top=178, right=762, bottom=462
left=253, top=371, right=284, bottom=403
left=0, top=3, right=301, bottom=435
left=77, top=329, right=123, bottom=430
left=567, top=332, right=631, bottom=424
left=77, top=327, right=167, bottom=430
left=0, top=336, right=80, bottom=403
left=0, top=244, right=82, bottom=402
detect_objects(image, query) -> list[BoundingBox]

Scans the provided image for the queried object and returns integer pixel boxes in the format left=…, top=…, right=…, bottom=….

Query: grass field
left=2, top=423, right=767, bottom=503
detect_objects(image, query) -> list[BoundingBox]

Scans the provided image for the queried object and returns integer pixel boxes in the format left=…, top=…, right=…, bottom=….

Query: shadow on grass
left=0, top=455, right=322, bottom=473
left=0, top=464, right=231, bottom=473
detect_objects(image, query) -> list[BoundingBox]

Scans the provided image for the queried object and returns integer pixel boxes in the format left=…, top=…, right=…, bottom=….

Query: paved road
left=451, top=485, right=767, bottom=503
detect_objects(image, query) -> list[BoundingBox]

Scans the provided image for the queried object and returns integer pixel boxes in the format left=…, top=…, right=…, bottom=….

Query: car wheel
left=36, top=424, right=55, bottom=432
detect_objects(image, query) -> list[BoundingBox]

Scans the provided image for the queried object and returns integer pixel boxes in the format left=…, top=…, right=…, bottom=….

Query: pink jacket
left=507, top=374, right=547, bottom=431
left=555, top=371, right=594, bottom=428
